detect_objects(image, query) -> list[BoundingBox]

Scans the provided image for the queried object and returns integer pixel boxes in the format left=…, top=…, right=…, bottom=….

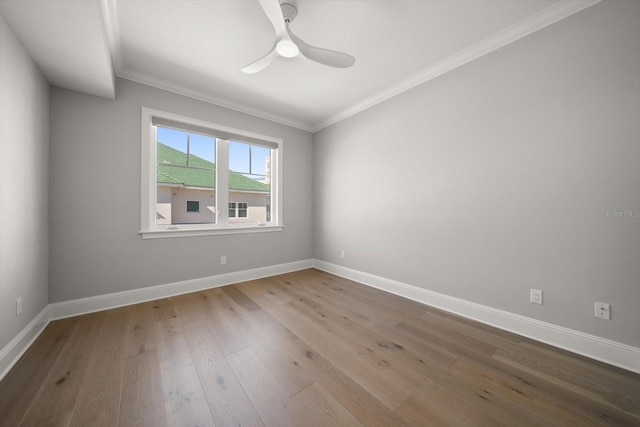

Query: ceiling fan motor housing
left=281, top=3, right=298, bottom=23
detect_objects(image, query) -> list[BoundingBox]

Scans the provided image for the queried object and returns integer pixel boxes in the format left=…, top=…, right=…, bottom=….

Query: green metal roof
left=157, top=143, right=269, bottom=192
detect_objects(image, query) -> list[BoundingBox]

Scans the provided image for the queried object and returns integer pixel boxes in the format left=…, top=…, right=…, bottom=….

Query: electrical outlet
left=340, top=250, right=345, bottom=259
left=595, top=302, right=610, bottom=319
left=220, top=256, right=226, bottom=265
left=530, top=289, right=543, bottom=305
left=16, top=298, right=22, bottom=315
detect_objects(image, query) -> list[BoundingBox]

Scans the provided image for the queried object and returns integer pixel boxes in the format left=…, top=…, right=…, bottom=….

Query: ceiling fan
left=242, top=0, right=356, bottom=73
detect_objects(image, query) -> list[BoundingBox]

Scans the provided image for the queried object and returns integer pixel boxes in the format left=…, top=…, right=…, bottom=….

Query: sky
left=157, top=126, right=269, bottom=177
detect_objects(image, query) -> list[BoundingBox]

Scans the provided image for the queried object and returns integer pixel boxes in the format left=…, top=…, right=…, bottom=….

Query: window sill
left=139, top=224, right=283, bottom=239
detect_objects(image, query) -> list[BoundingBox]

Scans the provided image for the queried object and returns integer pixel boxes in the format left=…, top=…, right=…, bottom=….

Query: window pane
left=156, top=127, right=216, bottom=225
left=186, top=201, right=199, bottom=212
left=238, top=202, right=248, bottom=218
left=157, top=127, right=188, bottom=166
left=228, top=144, right=271, bottom=224
left=229, top=141, right=250, bottom=173
left=189, top=133, right=215, bottom=166
left=251, top=146, right=270, bottom=175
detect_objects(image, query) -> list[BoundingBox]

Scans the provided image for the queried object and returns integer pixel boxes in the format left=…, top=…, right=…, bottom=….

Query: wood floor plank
left=212, top=287, right=315, bottom=397
left=118, top=350, right=167, bottom=427
left=399, top=313, right=500, bottom=357
left=257, top=320, right=408, bottom=427
left=170, top=292, right=206, bottom=325
left=195, top=288, right=248, bottom=355
left=182, top=320, right=263, bottom=427
left=365, top=319, right=458, bottom=369
left=285, top=299, right=429, bottom=394
left=2, top=268, right=639, bottom=427
left=227, top=347, right=295, bottom=427
left=396, top=379, right=495, bottom=427
left=241, top=284, right=412, bottom=410
left=419, top=310, right=523, bottom=350
left=220, top=285, right=274, bottom=324
left=287, top=280, right=457, bottom=373
left=418, top=361, right=555, bottom=426
left=256, top=276, right=296, bottom=304
left=519, top=338, right=640, bottom=390
left=124, top=301, right=158, bottom=359
left=69, top=307, right=129, bottom=427
left=454, top=352, right=640, bottom=426
left=312, top=273, right=428, bottom=318
left=20, top=312, right=106, bottom=426
left=154, top=299, right=215, bottom=427
left=0, top=317, right=78, bottom=426
left=451, top=357, right=600, bottom=426
left=283, top=277, right=459, bottom=371
left=222, top=284, right=263, bottom=312
left=395, top=320, right=497, bottom=360
left=493, top=349, right=640, bottom=419
left=285, top=382, right=363, bottom=427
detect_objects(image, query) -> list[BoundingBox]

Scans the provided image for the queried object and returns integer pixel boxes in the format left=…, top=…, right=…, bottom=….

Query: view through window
left=141, top=108, right=282, bottom=238
left=155, top=126, right=273, bottom=227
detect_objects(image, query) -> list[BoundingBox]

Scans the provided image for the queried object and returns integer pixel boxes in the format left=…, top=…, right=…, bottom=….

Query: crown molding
left=99, top=0, right=313, bottom=132
left=100, top=0, right=601, bottom=135
left=311, top=0, right=602, bottom=132
left=100, top=0, right=124, bottom=77
left=118, top=67, right=315, bottom=132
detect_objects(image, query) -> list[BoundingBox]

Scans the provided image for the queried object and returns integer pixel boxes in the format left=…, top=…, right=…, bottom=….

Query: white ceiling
left=0, top=0, right=600, bottom=131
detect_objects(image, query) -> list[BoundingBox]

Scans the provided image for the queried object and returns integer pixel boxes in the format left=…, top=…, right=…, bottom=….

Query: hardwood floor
left=1, top=269, right=639, bottom=426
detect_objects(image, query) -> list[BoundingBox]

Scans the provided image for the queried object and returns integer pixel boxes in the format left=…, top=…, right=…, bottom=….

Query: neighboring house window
left=238, top=202, right=248, bottom=218
left=140, top=107, right=283, bottom=238
left=186, top=201, right=199, bottom=212
left=228, top=202, right=248, bottom=218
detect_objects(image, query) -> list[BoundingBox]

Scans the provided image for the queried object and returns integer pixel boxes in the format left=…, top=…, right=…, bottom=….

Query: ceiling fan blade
left=258, top=0, right=287, bottom=39
left=288, top=30, right=355, bottom=69
left=241, top=47, right=279, bottom=74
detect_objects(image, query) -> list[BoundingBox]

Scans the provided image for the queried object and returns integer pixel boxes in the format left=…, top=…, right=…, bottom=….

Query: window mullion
left=216, top=138, right=229, bottom=225
left=148, top=125, right=158, bottom=230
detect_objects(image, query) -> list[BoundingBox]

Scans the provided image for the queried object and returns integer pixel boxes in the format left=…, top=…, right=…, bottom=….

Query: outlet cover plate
left=595, top=302, right=610, bottom=319
left=530, top=289, right=543, bottom=305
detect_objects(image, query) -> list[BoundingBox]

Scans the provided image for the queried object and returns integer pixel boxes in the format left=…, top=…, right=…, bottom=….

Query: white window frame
left=140, top=107, right=283, bottom=239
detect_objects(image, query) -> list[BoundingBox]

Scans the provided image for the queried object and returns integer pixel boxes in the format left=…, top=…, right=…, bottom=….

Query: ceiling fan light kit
left=276, top=38, right=299, bottom=58
left=242, top=0, right=355, bottom=73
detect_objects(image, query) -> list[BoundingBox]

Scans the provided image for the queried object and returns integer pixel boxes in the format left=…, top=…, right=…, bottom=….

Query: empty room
left=1, top=0, right=639, bottom=425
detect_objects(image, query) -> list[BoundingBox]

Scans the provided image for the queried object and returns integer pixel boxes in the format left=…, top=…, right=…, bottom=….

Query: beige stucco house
left=155, top=143, right=270, bottom=225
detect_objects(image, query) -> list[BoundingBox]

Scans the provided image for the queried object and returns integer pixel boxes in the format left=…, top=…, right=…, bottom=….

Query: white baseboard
left=0, top=307, right=49, bottom=381
left=0, top=259, right=313, bottom=381
left=312, top=259, right=640, bottom=374
left=48, top=259, right=313, bottom=320
left=4, top=258, right=637, bottom=382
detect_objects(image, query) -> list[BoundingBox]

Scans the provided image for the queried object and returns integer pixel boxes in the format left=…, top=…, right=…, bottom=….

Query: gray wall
left=49, top=78, right=313, bottom=303
left=314, top=1, right=640, bottom=347
left=0, top=17, right=50, bottom=351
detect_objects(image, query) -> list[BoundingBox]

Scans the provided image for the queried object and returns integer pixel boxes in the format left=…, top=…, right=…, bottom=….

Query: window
left=141, top=108, right=283, bottom=238
left=239, top=203, right=248, bottom=218
left=186, top=201, right=200, bottom=212
left=228, top=202, right=248, bottom=219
